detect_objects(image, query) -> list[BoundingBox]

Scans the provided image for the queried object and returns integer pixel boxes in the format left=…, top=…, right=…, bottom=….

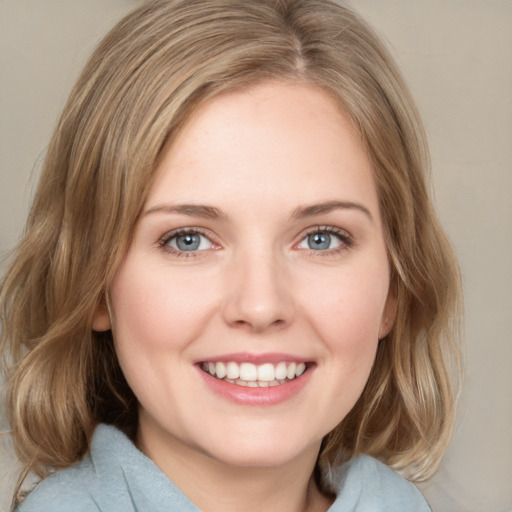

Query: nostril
left=230, top=316, right=288, bottom=333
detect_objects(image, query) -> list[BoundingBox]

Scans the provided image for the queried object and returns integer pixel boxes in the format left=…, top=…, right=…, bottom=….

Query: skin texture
left=94, top=81, right=396, bottom=512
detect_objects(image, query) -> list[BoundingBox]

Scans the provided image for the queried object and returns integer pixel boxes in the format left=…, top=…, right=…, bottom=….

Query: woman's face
left=95, top=81, right=395, bottom=473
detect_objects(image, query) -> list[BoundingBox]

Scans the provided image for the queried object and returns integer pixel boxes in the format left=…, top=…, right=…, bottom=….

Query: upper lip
left=196, top=352, right=312, bottom=365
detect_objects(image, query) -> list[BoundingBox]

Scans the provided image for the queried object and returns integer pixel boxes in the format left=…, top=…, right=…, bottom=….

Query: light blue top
left=16, top=424, right=431, bottom=511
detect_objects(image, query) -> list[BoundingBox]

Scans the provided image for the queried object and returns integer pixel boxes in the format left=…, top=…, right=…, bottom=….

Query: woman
left=1, top=0, right=461, bottom=510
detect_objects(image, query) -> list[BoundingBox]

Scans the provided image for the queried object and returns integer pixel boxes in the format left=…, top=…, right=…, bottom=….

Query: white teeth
left=226, top=361, right=239, bottom=380
left=286, top=362, right=297, bottom=380
left=202, top=360, right=309, bottom=386
left=257, top=363, right=275, bottom=382
left=215, top=362, right=227, bottom=379
left=275, top=362, right=287, bottom=380
left=239, top=363, right=257, bottom=381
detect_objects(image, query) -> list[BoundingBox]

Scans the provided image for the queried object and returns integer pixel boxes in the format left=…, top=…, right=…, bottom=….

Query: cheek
left=298, top=259, right=389, bottom=388
left=110, top=262, right=213, bottom=350
left=107, top=261, right=226, bottom=406
left=303, top=261, right=389, bottom=340
left=107, top=263, right=210, bottom=409
left=107, top=269, right=179, bottom=393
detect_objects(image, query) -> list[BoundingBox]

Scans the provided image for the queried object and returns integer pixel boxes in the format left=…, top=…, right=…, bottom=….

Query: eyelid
left=158, top=227, right=220, bottom=257
left=294, top=225, right=354, bottom=253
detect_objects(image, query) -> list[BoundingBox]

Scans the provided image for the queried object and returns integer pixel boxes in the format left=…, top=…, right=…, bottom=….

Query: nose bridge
left=222, top=241, right=294, bottom=332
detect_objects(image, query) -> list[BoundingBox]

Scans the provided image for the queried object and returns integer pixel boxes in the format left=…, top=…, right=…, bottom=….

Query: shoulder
left=328, top=454, right=432, bottom=512
left=15, top=425, right=154, bottom=512
left=15, top=455, right=100, bottom=512
left=16, top=424, right=197, bottom=512
left=15, top=425, right=124, bottom=512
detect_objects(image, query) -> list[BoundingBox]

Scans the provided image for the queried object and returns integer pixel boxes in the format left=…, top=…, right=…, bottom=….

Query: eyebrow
left=144, top=199, right=373, bottom=223
left=144, top=203, right=227, bottom=220
left=291, top=200, right=373, bottom=223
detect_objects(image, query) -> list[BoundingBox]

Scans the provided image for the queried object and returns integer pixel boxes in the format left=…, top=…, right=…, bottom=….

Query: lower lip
left=197, top=366, right=313, bottom=406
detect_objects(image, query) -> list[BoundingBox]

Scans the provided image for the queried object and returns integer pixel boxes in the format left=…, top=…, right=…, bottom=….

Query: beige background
left=1, top=1, right=511, bottom=511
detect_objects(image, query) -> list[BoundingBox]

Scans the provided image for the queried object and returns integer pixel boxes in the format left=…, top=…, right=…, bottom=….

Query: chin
left=199, top=429, right=320, bottom=469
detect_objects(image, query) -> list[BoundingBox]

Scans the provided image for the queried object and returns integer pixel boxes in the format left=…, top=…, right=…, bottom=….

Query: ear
left=92, top=297, right=112, bottom=332
left=378, top=285, right=397, bottom=340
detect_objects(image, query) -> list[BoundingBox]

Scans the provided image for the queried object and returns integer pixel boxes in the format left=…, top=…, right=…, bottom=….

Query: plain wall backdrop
left=1, top=1, right=511, bottom=511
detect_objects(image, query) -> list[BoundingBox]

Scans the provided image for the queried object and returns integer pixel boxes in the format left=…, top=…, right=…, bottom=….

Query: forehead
left=148, top=81, right=378, bottom=218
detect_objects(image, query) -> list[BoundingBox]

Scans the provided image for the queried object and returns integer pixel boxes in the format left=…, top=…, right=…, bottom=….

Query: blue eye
left=307, top=232, right=333, bottom=250
left=165, top=231, right=213, bottom=252
left=297, top=228, right=348, bottom=251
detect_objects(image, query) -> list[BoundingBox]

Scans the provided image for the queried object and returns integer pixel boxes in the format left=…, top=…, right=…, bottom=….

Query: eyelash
left=297, top=225, right=354, bottom=256
left=158, top=225, right=353, bottom=258
left=158, top=228, right=216, bottom=258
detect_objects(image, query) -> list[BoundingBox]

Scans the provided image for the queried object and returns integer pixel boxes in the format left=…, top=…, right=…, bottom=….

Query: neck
left=175, top=461, right=331, bottom=512
left=136, top=424, right=333, bottom=512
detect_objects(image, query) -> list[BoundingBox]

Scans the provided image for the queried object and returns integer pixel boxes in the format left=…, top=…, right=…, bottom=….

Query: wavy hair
left=1, top=0, right=462, bottom=502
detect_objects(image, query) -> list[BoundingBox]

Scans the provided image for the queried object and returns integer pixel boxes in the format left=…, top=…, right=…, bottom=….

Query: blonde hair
left=1, top=0, right=462, bottom=501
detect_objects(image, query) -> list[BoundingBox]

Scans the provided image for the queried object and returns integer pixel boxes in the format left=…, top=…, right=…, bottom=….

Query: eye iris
left=308, top=232, right=331, bottom=250
left=176, top=233, right=200, bottom=251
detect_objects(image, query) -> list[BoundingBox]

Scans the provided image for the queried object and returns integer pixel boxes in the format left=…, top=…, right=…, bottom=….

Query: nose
left=221, top=249, right=295, bottom=333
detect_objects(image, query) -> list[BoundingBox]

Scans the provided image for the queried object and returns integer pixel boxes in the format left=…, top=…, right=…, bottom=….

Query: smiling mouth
left=200, top=361, right=308, bottom=387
